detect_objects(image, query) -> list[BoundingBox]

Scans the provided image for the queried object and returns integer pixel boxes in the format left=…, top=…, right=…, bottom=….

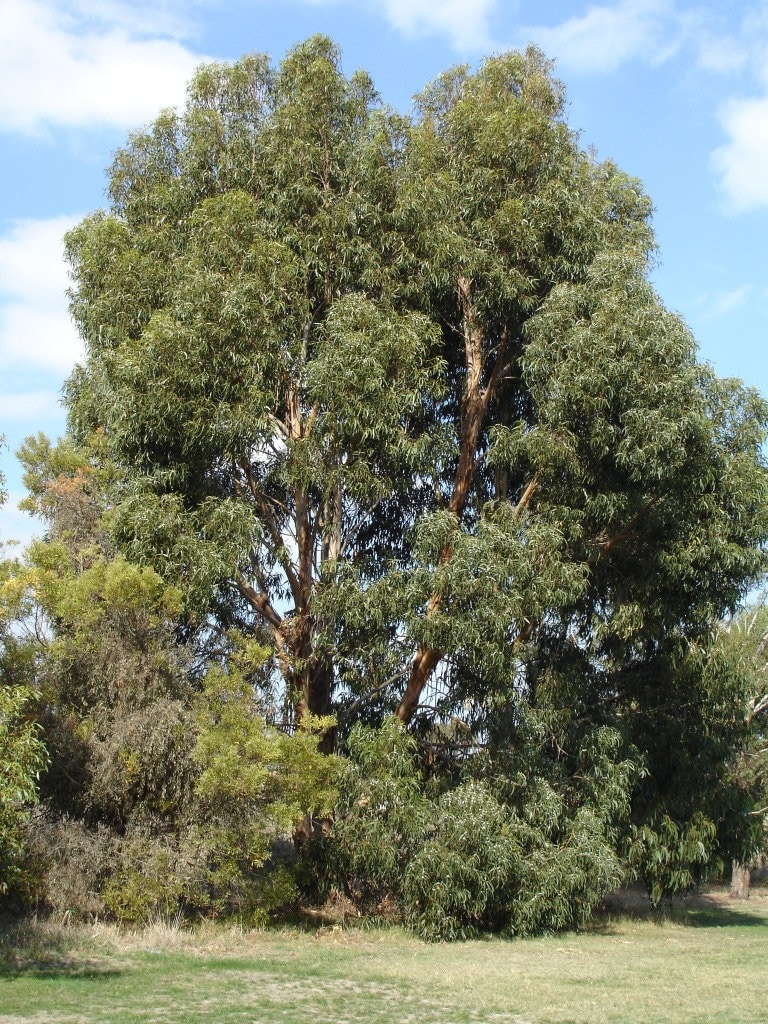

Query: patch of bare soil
left=0, top=1016, right=91, bottom=1024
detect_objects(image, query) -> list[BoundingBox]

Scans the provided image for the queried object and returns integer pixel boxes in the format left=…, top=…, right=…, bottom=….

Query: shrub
left=323, top=720, right=635, bottom=940
left=327, top=719, right=430, bottom=912
left=22, top=813, right=118, bottom=918
left=402, top=780, right=518, bottom=940
left=626, top=811, right=718, bottom=905
left=0, top=685, right=47, bottom=897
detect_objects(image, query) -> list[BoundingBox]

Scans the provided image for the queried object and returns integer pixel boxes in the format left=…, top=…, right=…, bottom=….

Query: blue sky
left=1, top=0, right=767, bottom=545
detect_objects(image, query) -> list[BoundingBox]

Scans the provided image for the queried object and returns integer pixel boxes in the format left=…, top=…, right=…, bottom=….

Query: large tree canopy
left=64, top=35, right=768, bottom=784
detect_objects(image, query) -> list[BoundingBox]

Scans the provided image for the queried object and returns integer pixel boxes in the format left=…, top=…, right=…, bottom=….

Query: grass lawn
left=1, top=885, right=766, bottom=1024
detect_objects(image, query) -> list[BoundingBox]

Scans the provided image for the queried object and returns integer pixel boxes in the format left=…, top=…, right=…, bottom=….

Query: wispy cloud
left=0, top=0, right=206, bottom=134
left=712, top=96, right=768, bottom=211
left=519, top=0, right=679, bottom=74
left=302, top=0, right=502, bottom=52
left=712, top=284, right=752, bottom=316
left=378, top=0, right=500, bottom=51
left=694, top=31, right=747, bottom=76
left=686, top=282, right=758, bottom=325
left=64, top=0, right=202, bottom=39
left=0, top=216, right=83, bottom=374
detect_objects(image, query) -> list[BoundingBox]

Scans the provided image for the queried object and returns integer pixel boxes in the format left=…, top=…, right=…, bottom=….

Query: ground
left=0, top=883, right=766, bottom=1024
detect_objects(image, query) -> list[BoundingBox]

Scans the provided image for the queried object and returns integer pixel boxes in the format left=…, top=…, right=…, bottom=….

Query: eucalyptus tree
left=64, top=32, right=768, bottom=791
left=66, top=37, right=443, bottom=727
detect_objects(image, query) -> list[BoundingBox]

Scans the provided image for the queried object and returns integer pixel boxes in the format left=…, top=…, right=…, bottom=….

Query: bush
left=510, top=804, right=623, bottom=936
left=102, top=856, right=187, bottom=924
left=25, top=808, right=300, bottom=926
left=0, top=685, right=47, bottom=897
left=322, top=721, right=634, bottom=940
left=327, top=719, right=431, bottom=912
left=627, top=811, right=718, bottom=905
left=22, top=813, right=118, bottom=918
left=402, top=780, right=518, bottom=940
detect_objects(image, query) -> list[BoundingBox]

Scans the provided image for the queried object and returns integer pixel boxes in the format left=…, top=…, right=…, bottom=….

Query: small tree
left=713, top=604, right=768, bottom=898
left=0, top=452, right=47, bottom=895
left=9, top=434, right=342, bottom=922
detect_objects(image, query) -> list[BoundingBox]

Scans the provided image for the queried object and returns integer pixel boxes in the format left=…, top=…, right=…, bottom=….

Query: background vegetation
left=1, top=36, right=767, bottom=939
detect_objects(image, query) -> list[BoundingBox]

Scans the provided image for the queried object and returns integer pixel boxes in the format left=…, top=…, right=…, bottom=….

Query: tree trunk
left=304, top=656, right=336, bottom=753
left=729, top=858, right=751, bottom=899
left=395, top=277, right=495, bottom=725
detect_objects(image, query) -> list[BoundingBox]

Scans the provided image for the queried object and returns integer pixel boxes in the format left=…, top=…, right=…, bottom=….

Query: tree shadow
left=0, top=959, right=122, bottom=981
left=592, top=884, right=768, bottom=931
left=0, top=916, right=122, bottom=981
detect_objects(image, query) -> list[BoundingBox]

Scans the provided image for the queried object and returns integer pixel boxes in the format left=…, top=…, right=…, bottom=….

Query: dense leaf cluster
left=327, top=720, right=634, bottom=940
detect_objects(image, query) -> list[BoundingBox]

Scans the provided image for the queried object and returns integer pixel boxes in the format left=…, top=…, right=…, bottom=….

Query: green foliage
left=708, top=603, right=768, bottom=863
left=8, top=441, right=194, bottom=826
left=98, top=827, right=298, bottom=927
left=63, top=37, right=445, bottom=698
left=102, top=845, right=188, bottom=924
left=189, top=648, right=341, bottom=922
left=328, top=720, right=431, bottom=910
left=0, top=465, right=47, bottom=894
left=0, top=686, right=47, bottom=894
left=402, top=780, right=518, bottom=940
left=627, top=813, right=718, bottom=905
left=614, top=617, right=768, bottom=899
left=326, top=721, right=635, bottom=940
left=5, top=438, right=341, bottom=925
left=1, top=438, right=197, bottom=919
left=194, top=664, right=340, bottom=828
left=65, top=35, right=768, bottom=706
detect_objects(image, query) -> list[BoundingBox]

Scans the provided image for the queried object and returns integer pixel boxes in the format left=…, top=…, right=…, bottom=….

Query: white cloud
left=378, top=0, right=499, bottom=51
left=301, top=0, right=501, bottom=51
left=521, top=0, right=678, bottom=74
left=712, top=96, right=768, bottom=211
left=0, top=0, right=206, bottom=134
left=0, top=216, right=83, bottom=373
left=0, top=298, right=81, bottom=370
left=64, top=0, right=201, bottom=39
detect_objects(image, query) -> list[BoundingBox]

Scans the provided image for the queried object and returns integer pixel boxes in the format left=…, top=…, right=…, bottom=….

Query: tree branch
left=240, top=461, right=301, bottom=601
left=514, top=473, right=541, bottom=517
left=236, top=577, right=283, bottom=632
left=397, top=278, right=515, bottom=724
left=338, top=666, right=411, bottom=725
left=481, top=325, right=508, bottom=409
left=304, top=401, right=320, bottom=439
left=748, top=693, right=768, bottom=723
